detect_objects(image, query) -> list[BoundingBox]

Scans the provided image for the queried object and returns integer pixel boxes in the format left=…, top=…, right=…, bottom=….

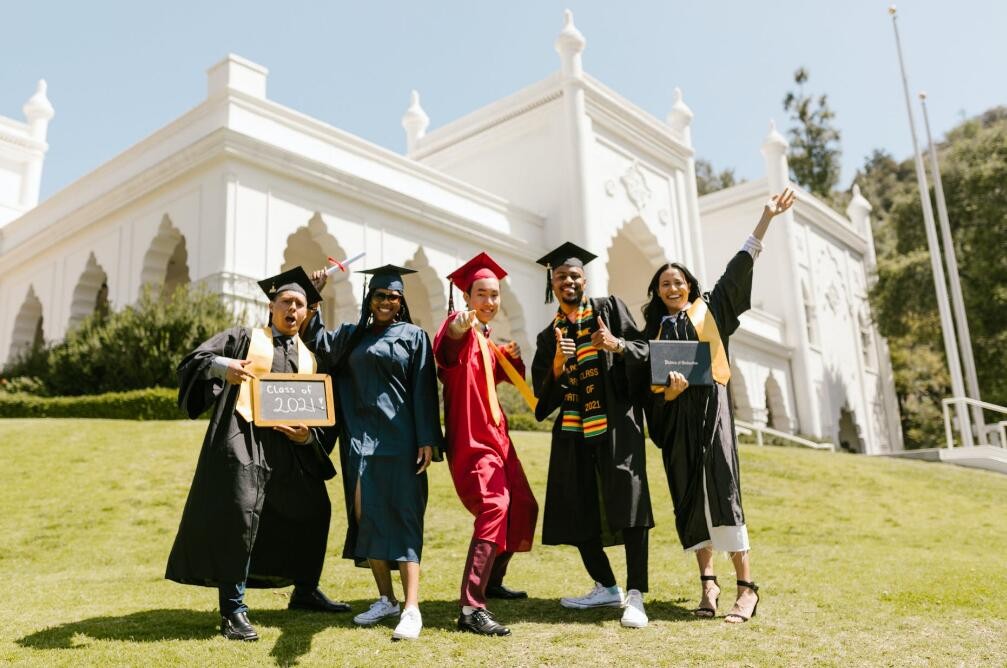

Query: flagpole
left=888, top=5, right=972, bottom=446
left=919, top=91, right=986, bottom=444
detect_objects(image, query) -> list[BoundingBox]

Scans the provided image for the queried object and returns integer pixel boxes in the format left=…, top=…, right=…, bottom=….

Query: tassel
left=545, top=264, right=554, bottom=304
left=447, top=279, right=455, bottom=314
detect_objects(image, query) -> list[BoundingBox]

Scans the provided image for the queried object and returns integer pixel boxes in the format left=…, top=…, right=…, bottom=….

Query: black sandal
left=724, top=580, right=759, bottom=623
left=693, top=575, right=719, bottom=618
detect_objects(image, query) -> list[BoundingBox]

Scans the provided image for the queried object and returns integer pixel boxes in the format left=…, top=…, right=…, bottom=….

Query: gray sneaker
left=560, top=582, right=624, bottom=609
left=353, top=596, right=400, bottom=625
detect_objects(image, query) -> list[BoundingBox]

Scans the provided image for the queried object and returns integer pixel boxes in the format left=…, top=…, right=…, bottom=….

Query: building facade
left=0, top=12, right=902, bottom=452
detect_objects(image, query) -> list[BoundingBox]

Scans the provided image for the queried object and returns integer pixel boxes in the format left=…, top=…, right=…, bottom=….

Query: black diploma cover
left=649, top=340, right=713, bottom=386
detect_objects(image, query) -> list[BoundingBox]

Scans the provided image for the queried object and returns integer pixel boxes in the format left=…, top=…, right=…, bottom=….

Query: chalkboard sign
left=251, top=373, right=336, bottom=427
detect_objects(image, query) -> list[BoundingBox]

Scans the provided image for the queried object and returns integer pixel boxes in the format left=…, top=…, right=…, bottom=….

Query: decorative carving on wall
left=620, top=161, right=651, bottom=213
left=604, top=180, right=617, bottom=197
left=658, top=208, right=671, bottom=226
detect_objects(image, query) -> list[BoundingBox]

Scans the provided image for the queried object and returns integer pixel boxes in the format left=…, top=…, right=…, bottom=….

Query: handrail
left=941, top=397, right=1007, bottom=449
left=735, top=419, right=834, bottom=451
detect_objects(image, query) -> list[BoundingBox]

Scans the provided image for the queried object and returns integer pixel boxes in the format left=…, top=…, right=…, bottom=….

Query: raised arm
left=751, top=188, right=796, bottom=241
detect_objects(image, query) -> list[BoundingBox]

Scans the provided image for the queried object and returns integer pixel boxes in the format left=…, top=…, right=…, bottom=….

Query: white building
left=0, top=11, right=902, bottom=452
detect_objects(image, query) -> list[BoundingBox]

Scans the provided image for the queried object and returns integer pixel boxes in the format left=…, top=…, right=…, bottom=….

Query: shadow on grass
left=15, top=607, right=352, bottom=666
left=16, top=597, right=697, bottom=665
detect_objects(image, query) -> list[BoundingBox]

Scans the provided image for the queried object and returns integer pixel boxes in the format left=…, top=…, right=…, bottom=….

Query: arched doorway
left=68, top=253, right=109, bottom=331
left=7, top=286, right=44, bottom=364
left=765, top=374, right=792, bottom=432
left=281, top=213, right=358, bottom=327
left=140, top=215, right=190, bottom=299
left=728, top=363, right=754, bottom=423
left=606, top=217, right=667, bottom=323
left=493, top=277, right=529, bottom=354
left=402, top=247, right=445, bottom=338
left=837, top=407, right=863, bottom=453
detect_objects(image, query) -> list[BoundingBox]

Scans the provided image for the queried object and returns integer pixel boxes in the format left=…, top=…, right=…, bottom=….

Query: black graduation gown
left=531, top=295, right=654, bottom=547
left=165, top=327, right=337, bottom=588
left=645, top=251, right=752, bottom=550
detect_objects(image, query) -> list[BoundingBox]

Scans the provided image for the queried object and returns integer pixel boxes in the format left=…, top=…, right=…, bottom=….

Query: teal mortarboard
left=535, top=242, right=597, bottom=303
left=257, top=266, right=323, bottom=304
left=359, top=264, right=417, bottom=293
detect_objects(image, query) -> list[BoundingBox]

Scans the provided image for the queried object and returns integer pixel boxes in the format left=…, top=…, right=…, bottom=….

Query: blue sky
left=3, top=1, right=1004, bottom=201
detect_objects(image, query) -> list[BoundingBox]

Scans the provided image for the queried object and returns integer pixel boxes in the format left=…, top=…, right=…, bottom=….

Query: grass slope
left=0, top=419, right=1005, bottom=666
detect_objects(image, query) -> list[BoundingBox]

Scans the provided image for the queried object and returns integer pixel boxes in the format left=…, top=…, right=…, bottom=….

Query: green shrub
left=2, top=284, right=237, bottom=396
left=0, top=387, right=183, bottom=419
left=506, top=412, right=549, bottom=432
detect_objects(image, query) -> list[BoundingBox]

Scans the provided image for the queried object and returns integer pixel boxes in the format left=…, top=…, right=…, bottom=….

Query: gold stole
left=685, top=300, right=731, bottom=385
left=471, top=328, right=502, bottom=425
left=234, top=327, right=317, bottom=422
left=487, top=339, right=538, bottom=413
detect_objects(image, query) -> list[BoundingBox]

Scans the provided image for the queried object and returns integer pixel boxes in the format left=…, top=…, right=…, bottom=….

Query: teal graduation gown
left=303, top=315, right=443, bottom=565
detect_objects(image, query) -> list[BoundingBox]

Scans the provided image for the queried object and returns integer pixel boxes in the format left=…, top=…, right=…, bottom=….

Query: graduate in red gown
left=433, top=252, right=539, bottom=637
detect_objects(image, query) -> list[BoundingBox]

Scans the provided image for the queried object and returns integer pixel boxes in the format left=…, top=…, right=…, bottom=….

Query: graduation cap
left=536, top=242, right=597, bottom=303
left=257, top=266, right=323, bottom=304
left=358, top=264, right=416, bottom=294
left=446, top=252, right=508, bottom=313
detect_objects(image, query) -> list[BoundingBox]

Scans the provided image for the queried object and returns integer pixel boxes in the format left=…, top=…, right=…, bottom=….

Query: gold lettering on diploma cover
left=584, top=400, right=602, bottom=411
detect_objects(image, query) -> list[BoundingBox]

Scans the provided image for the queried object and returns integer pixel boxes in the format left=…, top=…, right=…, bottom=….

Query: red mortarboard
left=447, top=252, right=508, bottom=292
left=445, top=252, right=507, bottom=313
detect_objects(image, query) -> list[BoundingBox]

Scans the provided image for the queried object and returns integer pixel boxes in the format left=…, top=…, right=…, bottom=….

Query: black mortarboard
left=358, top=264, right=417, bottom=293
left=535, top=242, right=597, bottom=303
left=257, top=266, right=323, bottom=304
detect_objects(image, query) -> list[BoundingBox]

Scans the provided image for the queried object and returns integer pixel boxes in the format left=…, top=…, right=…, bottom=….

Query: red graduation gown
left=433, top=318, right=538, bottom=553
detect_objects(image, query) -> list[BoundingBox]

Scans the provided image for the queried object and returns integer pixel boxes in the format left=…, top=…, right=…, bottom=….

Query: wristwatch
left=615, top=338, right=626, bottom=354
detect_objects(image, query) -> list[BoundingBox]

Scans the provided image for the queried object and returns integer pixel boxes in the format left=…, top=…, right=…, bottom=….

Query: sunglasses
left=372, top=292, right=402, bottom=304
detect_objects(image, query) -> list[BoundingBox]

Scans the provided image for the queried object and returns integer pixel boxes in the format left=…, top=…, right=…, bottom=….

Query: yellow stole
left=487, top=339, right=538, bottom=414
left=685, top=300, right=731, bottom=385
left=472, top=328, right=502, bottom=425
left=234, top=327, right=317, bottom=422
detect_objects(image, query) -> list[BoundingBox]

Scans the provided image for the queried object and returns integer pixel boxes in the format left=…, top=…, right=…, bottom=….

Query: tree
left=695, top=159, right=738, bottom=196
left=2, top=283, right=238, bottom=396
left=858, top=107, right=1007, bottom=447
left=783, top=68, right=842, bottom=199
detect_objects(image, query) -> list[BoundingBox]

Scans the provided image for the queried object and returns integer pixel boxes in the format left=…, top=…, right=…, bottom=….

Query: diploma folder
left=649, top=340, right=714, bottom=386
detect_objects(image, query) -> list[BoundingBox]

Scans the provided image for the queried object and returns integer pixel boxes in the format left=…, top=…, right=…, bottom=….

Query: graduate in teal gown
left=302, top=264, right=443, bottom=641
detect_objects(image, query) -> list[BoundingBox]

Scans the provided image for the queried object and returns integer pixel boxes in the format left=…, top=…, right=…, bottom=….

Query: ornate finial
left=848, top=183, right=873, bottom=215
left=888, top=5, right=897, bottom=16
left=762, top=119, right=789, bottom=150
left=667, top=87, right=694, bottom=145
left=23, top=79, right=55, bottom=122
left=555, top=9, right=586, bottom=77
left=401, top=89, right=431, bottom=153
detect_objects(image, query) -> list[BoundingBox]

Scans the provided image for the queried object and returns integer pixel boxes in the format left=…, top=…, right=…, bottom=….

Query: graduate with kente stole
left=530, top=243, right=654, bottom=629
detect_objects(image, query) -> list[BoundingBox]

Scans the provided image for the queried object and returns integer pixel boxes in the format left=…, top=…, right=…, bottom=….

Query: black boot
left=457, top=608, right=511, bottom=636
left=486, top=583, right=528, bottom=600
left=288, top=587, right=351, bottom=613
left=220, top=611, right=259, bottom=641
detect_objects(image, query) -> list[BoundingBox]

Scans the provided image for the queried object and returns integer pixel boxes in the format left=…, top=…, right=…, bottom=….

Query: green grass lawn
left=0, top=419, right=1005, bottom=666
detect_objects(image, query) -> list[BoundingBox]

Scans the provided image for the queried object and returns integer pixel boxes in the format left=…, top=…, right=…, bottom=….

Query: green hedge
left=0, top=387, right=184, bottom=420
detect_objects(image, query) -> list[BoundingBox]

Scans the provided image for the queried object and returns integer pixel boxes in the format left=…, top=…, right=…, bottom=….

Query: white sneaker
left=353, top=596, right=400, bottom=626
left=392, top=606, right=422, bottom=640
left=621, top=589, right=648, bottom=628
left=560, top=582, right=624, bottom=609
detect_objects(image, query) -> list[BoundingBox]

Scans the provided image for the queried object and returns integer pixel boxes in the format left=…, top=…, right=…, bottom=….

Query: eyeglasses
left=372, top=292, right=402, bottom=304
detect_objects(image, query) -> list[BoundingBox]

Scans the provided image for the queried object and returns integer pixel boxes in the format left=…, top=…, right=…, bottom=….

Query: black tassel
left=447, top=279, right=455, bottom=314
left=361, top=278, right=368, bottom=306
left=545, top=264, right=554, bottom=304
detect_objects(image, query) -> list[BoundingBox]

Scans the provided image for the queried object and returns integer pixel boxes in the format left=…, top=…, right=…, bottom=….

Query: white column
left=20, top=80, right=55, bottom=208
left=761, top=120, right=821, bottom=438
left=554, top=11, right=604, bottom=291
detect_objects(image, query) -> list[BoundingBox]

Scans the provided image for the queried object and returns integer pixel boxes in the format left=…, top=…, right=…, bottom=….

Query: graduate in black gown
left=530, top=243, right=654, bottom=629
left=643, top=189, right=795, bottom=624
left=166, top=267, right=349, bottom=642
left=302, top=264, right=443, bottom=642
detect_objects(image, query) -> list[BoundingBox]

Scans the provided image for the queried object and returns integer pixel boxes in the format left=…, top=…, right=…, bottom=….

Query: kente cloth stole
left=235, top=327, right=317, bottom=422
left=472, top=327, right=502, bottom=425
left=554, top=300, right=608, bottom=439
left=655, top=301, right=731, bottom=386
